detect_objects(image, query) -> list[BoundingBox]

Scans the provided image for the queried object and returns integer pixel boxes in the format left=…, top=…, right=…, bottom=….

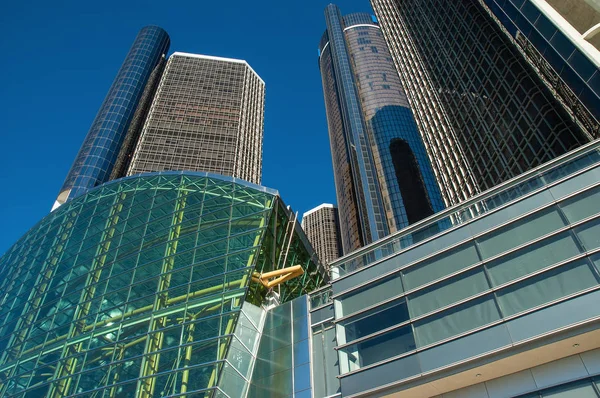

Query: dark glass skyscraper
left=371, top=0, right=591, bottom=206
left=54, top=26, right=170, bottom=210
left=319, top=5, right=445, bottom=254
left=480, top=0, right=600, bottom=139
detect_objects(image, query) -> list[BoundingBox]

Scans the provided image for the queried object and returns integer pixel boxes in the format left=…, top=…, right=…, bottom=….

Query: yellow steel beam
left=49, top=193, right=126, bottom=398
left=206, top=201, right=271, bottom=390
left=179, top=315, right=196, bottom=395
left=138, top=189, right=187, bottom=398
left=6, top=209, right=78, bottom=362
left=251, top=265, right=304, bottom=289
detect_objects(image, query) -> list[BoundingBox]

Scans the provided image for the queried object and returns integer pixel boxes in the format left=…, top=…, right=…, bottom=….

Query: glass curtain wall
left=0, top=172, right=325, bottom=397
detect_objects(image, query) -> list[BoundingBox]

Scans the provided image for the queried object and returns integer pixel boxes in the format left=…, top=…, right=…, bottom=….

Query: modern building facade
left=126, top=53, right=265, bottom=185
left=370, top=0, right=591, bottom=206
left=319, top=5, right=445, bottom=255
left=316, top=139, right=600, bottom=397
left=0, top=172, right=326, bottom=397
left=301, top=204, right=343, bottom=264
left=54, top=26, right=170, bottom=209
left=480, top=0, right=600, bottom=140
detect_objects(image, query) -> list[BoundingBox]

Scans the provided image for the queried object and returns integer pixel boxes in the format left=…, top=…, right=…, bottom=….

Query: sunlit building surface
left=0, top=172, right=326, bottom=397
left=370, top=0, right=591, bottom=206
left=319, top=5, right=445, bottom=255
left=127, top=53, right=265, bottom=185
left=301, top=204, right=343, bottom=265
left=55, top=26, right=170, bottom=209
left=480, top=0, right=600, bottom=139
left=319, top=140, right=600, bottom=397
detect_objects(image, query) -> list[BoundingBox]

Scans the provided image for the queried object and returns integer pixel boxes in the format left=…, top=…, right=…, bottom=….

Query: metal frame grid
left=0, top=172, right=325, bottom=397
left=57, top=26, right=170, bottom=206
left=371, top=0, right=590, bottom=205
left=127, top=53, right=265, bottom=186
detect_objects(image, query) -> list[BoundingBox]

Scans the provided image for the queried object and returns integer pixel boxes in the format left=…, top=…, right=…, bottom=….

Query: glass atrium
left=0, top=172, right=326, bottom=397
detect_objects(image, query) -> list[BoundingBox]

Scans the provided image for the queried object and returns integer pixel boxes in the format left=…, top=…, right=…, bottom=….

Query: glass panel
left=574, top=218, right=600, bottom=251
left=559, top=185, right=600, bottom=223
left=486, top=232, right=582, bottom=286
left=496, top=259, right=599, bottom=317
left=408, top=267, right=489, bottom=318
left=311, top=329, right=326, bottom=398
left=414, top=295, right=500, bottom=347
left=309, top=287, right=332, bottom=309
left=218, top=362, right=249, bottom=398
left=338, top=325, right=415, bottom=372
left=477, top=207, right=566, bottom=259
left=338, top=299, right=409, bottom=345
left=323, top=326, right=340, bottom=395
left=542, top=379, right=598, bottom=397
left=403, top=243, right=480, bottom=290
left=337, top=272, right=403, bottom=317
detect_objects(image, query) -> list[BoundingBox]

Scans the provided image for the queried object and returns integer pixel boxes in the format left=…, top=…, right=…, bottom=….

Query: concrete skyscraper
left=126, top=53, right=265, bottom=185
left=370, top=0, right=591, bottom=206
left=54, top=26, right=170, bottom=209
left=302, top=204, right=343, bottom=265
left=319, top=5, right=445, bottom=255
left=480, top=0, right=600, bottom=139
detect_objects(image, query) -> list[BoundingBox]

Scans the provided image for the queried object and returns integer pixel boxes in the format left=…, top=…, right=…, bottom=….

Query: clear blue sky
left=0, top=0, right=373, bottom=255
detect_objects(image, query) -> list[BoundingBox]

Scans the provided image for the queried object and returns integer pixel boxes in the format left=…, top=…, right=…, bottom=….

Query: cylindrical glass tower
left=54, top=26, right=170, bottom=209
left=319, top=5, right=445, bottom=254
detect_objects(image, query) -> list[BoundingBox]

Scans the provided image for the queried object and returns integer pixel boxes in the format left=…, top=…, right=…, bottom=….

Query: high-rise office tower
left=480, top=0, right=600, bottom=139
left=302, top=204, right=343, bottom=264
left=126, top=52, right=265, bottom=185
left=54, top=26, right=170, bottom=209
left=370, top=0, right=591, bottom=206
left=319, top=5, right=445, bottom=254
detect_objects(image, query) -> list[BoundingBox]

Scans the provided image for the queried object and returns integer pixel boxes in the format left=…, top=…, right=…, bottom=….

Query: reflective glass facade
left=56, top=26, right=170, bottom=208
left=480, top=0, right=600, bottom=139
left=371, top=0, right=591, bottom=206
left=319, top=5, right=445, bottom=255
left=327, top=140, right=600, bottom=397
left=0, top=172, right=326, bottom=397
left=127, top=53, right=265, bottom=185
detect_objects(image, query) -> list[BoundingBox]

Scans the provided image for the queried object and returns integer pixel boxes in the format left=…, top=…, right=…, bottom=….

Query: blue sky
left=0, top=0, right=373, bottom=254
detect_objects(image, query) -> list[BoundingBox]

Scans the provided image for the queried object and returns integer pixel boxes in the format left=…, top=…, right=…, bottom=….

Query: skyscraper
left=480, top=0, right=600, bottom=139
left=302, top=204, right=343, bottom=264
left=126, top=52, right=265, bottom=185
left=370, top=0, right=591, bottom=206
left=54, top=26, right=170, bottom=210
left=319, top=5, right=445, bottom=254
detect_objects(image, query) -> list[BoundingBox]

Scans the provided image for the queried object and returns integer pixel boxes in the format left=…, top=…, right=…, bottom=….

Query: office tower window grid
left=324, top=6, right=390, bottom=252
left=320, top=33, right=366, bottom=253
left=56, top=26, right=170, bottom=207
left=479, top=0, right=600, bottom=139
left=319, top=6, right=445, bottom=254
left=371, top=0, right=590, bottom=206
left=372, top=0, right=587, bottom=203
left=302, top=204, right=343, bottom=264
left=344, top=20, right=445, bottom=230
left=127, top=53, right=265, bottom=185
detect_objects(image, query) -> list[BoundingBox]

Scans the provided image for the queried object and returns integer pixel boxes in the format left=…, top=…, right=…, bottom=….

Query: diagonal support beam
left=251, top=265, right=304, bottom=289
